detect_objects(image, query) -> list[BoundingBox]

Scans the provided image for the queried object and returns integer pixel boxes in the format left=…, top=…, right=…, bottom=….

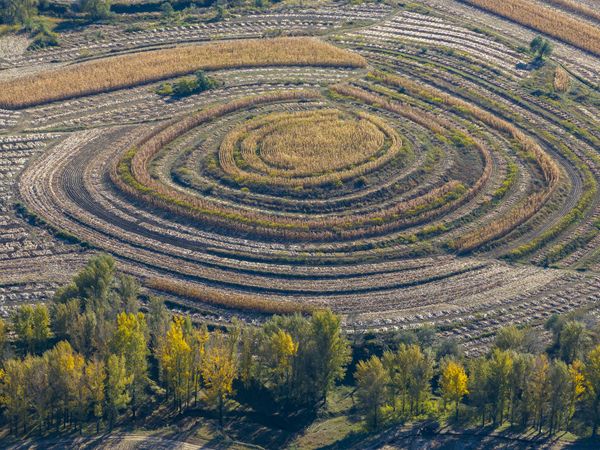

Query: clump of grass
left=553, top=66, right=570, bottom=93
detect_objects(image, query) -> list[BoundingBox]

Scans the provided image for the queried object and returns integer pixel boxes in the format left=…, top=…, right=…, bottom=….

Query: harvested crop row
left=146, top=277, right=314, bottom=314
left=0, top=37, right=367, bottom=109
left=370, top=72, right=561, bottom=252
left=462, top=0, right=600, bottom=56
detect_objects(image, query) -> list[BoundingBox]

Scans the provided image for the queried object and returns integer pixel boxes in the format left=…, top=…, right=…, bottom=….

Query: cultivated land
left=1, top=0, right=600, bottom=362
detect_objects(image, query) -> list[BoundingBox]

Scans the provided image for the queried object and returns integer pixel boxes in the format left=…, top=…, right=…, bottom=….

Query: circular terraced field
left=3, top=2, right=600, bottom=351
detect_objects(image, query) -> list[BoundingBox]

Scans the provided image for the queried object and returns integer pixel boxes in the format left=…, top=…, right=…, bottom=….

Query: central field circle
left=219, top=109, right=403, bottom=187
left=257, top=111, right=384, bottom=176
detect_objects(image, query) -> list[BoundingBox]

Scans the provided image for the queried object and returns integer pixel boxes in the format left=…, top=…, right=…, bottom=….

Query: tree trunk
left=219, top=395, right=224, bottom=428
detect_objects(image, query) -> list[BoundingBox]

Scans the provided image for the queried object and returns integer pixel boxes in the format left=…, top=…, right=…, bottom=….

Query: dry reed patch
left=553, top=66, right=571, bottom=92
left=543, top=0, right=600, bottom=23
left=257, top=112, right=383, bottom=174
left=0, top=37, right=366, bottom=109
left=147, top=277, right=314, bottom=314
left=464, top=0, right=600, bottom=56
left=219, top=109, right=400, bottom=186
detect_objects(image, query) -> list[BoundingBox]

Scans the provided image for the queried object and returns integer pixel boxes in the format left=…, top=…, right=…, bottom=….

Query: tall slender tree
left=111, top=312, right=148, bottom=419
left=105, top=354, right=131, bottom=429
left=440, top=359, right=468, bottom=420
left=355, top=355, right=389, bottom=429
left=201, top=332, right=237, bottom=427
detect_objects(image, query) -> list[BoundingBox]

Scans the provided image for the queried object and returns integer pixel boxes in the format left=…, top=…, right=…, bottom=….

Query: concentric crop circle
left=219, top=109, right=402, bottom=187
left=115, top=90, right=488, bottom=241
left=16, top=30, right=600, bottom=339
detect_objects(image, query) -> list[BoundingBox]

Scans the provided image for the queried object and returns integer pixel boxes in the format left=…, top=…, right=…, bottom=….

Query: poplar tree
left=105, top=354, right=131, bottom=429
left=440, top=359, right=468, bottom=420
left=355, top=355, right=389, bottom=429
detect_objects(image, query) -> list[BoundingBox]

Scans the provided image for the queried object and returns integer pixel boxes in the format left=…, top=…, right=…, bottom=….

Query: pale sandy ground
left=0, top=35, right=29, bottom=59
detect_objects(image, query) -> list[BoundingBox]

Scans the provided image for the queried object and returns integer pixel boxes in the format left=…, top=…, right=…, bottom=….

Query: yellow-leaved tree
left=440, top=359, right=468, bottom=420
left=111, top=312, right=148, bottom=419
left=201, top=332, right=237, bottom=427
left=584, top=345, right=600, bottom=436
left=568, top=360, right=585, bottom=427
left=156, top=316, right=191, bottom=412
left=270, top=328, right=298, bottom=399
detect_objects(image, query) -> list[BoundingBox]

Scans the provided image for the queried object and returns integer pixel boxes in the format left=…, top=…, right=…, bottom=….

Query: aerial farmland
left=0, top=0, right=600, bottom=446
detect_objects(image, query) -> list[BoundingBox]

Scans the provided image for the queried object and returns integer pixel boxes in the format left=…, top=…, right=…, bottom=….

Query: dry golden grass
left=0, top=37, right=366, bottom=108
left=465, top=0, right=600, bottom=56
left=147, top=277, right=314, bottom=314
left=553, top=66, right=571, bottom=92
left=543, top=0, right=600, bottom=23
left=253, top=111, right=384, bottom=175
left=219, top=109, right=400, bottom=187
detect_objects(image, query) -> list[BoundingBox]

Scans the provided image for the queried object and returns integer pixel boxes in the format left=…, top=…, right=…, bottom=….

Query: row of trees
left=0, top=255, right=350, bottom=434
left=1, top=0, right=38, bottom=25
left=354, top=318, right=600, bottom=437
left=0, top=0, right=111, bottom=25
left=2, top=254, right=600, bottom=439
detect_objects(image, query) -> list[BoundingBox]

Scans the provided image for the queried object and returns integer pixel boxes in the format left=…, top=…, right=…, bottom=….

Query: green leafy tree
left=507, top=352, right=533, bottom=427
left=12, top=304, right=50, bottom=353
left=55, top=254, right=116, bottom=311
left=548, top=359, right=572, bottom=434
left=105, top=354, right=131, bottom=429
left=188, top=325, right=209, bottom=406
left=117, top=275, right=140, bottom=314
left=559, top=321, right=592, bottom=363
left=488, top=348, right=513, bottom=425
left=78, top=0, right=111, bottom=21
left=530, top=36, right=553, bottom=61
left=405, top=344, right=434, bottom=415
left=0, top=318, right=7, bottom=361
left=355, top=355, right=389, bottom=429
left=147, top=296, right=170, bottom=350
left=111, top=312, right=148, bottom=419
left=160, top=1, right=174, bottom=18
left=0, top=0, right=38, bottom=25
left=51, top=299, right=80, bottom=340
left=23, top=355, right=50, bottom=433
left=527, top=354, right=550, bottom=432
left=309, top=310, right=351, bottom=404
left=584, top=345, right=600, bottom=436
left=495, top=325, right=524, bottom=351
left=85, top=358, right=106, bottom=433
